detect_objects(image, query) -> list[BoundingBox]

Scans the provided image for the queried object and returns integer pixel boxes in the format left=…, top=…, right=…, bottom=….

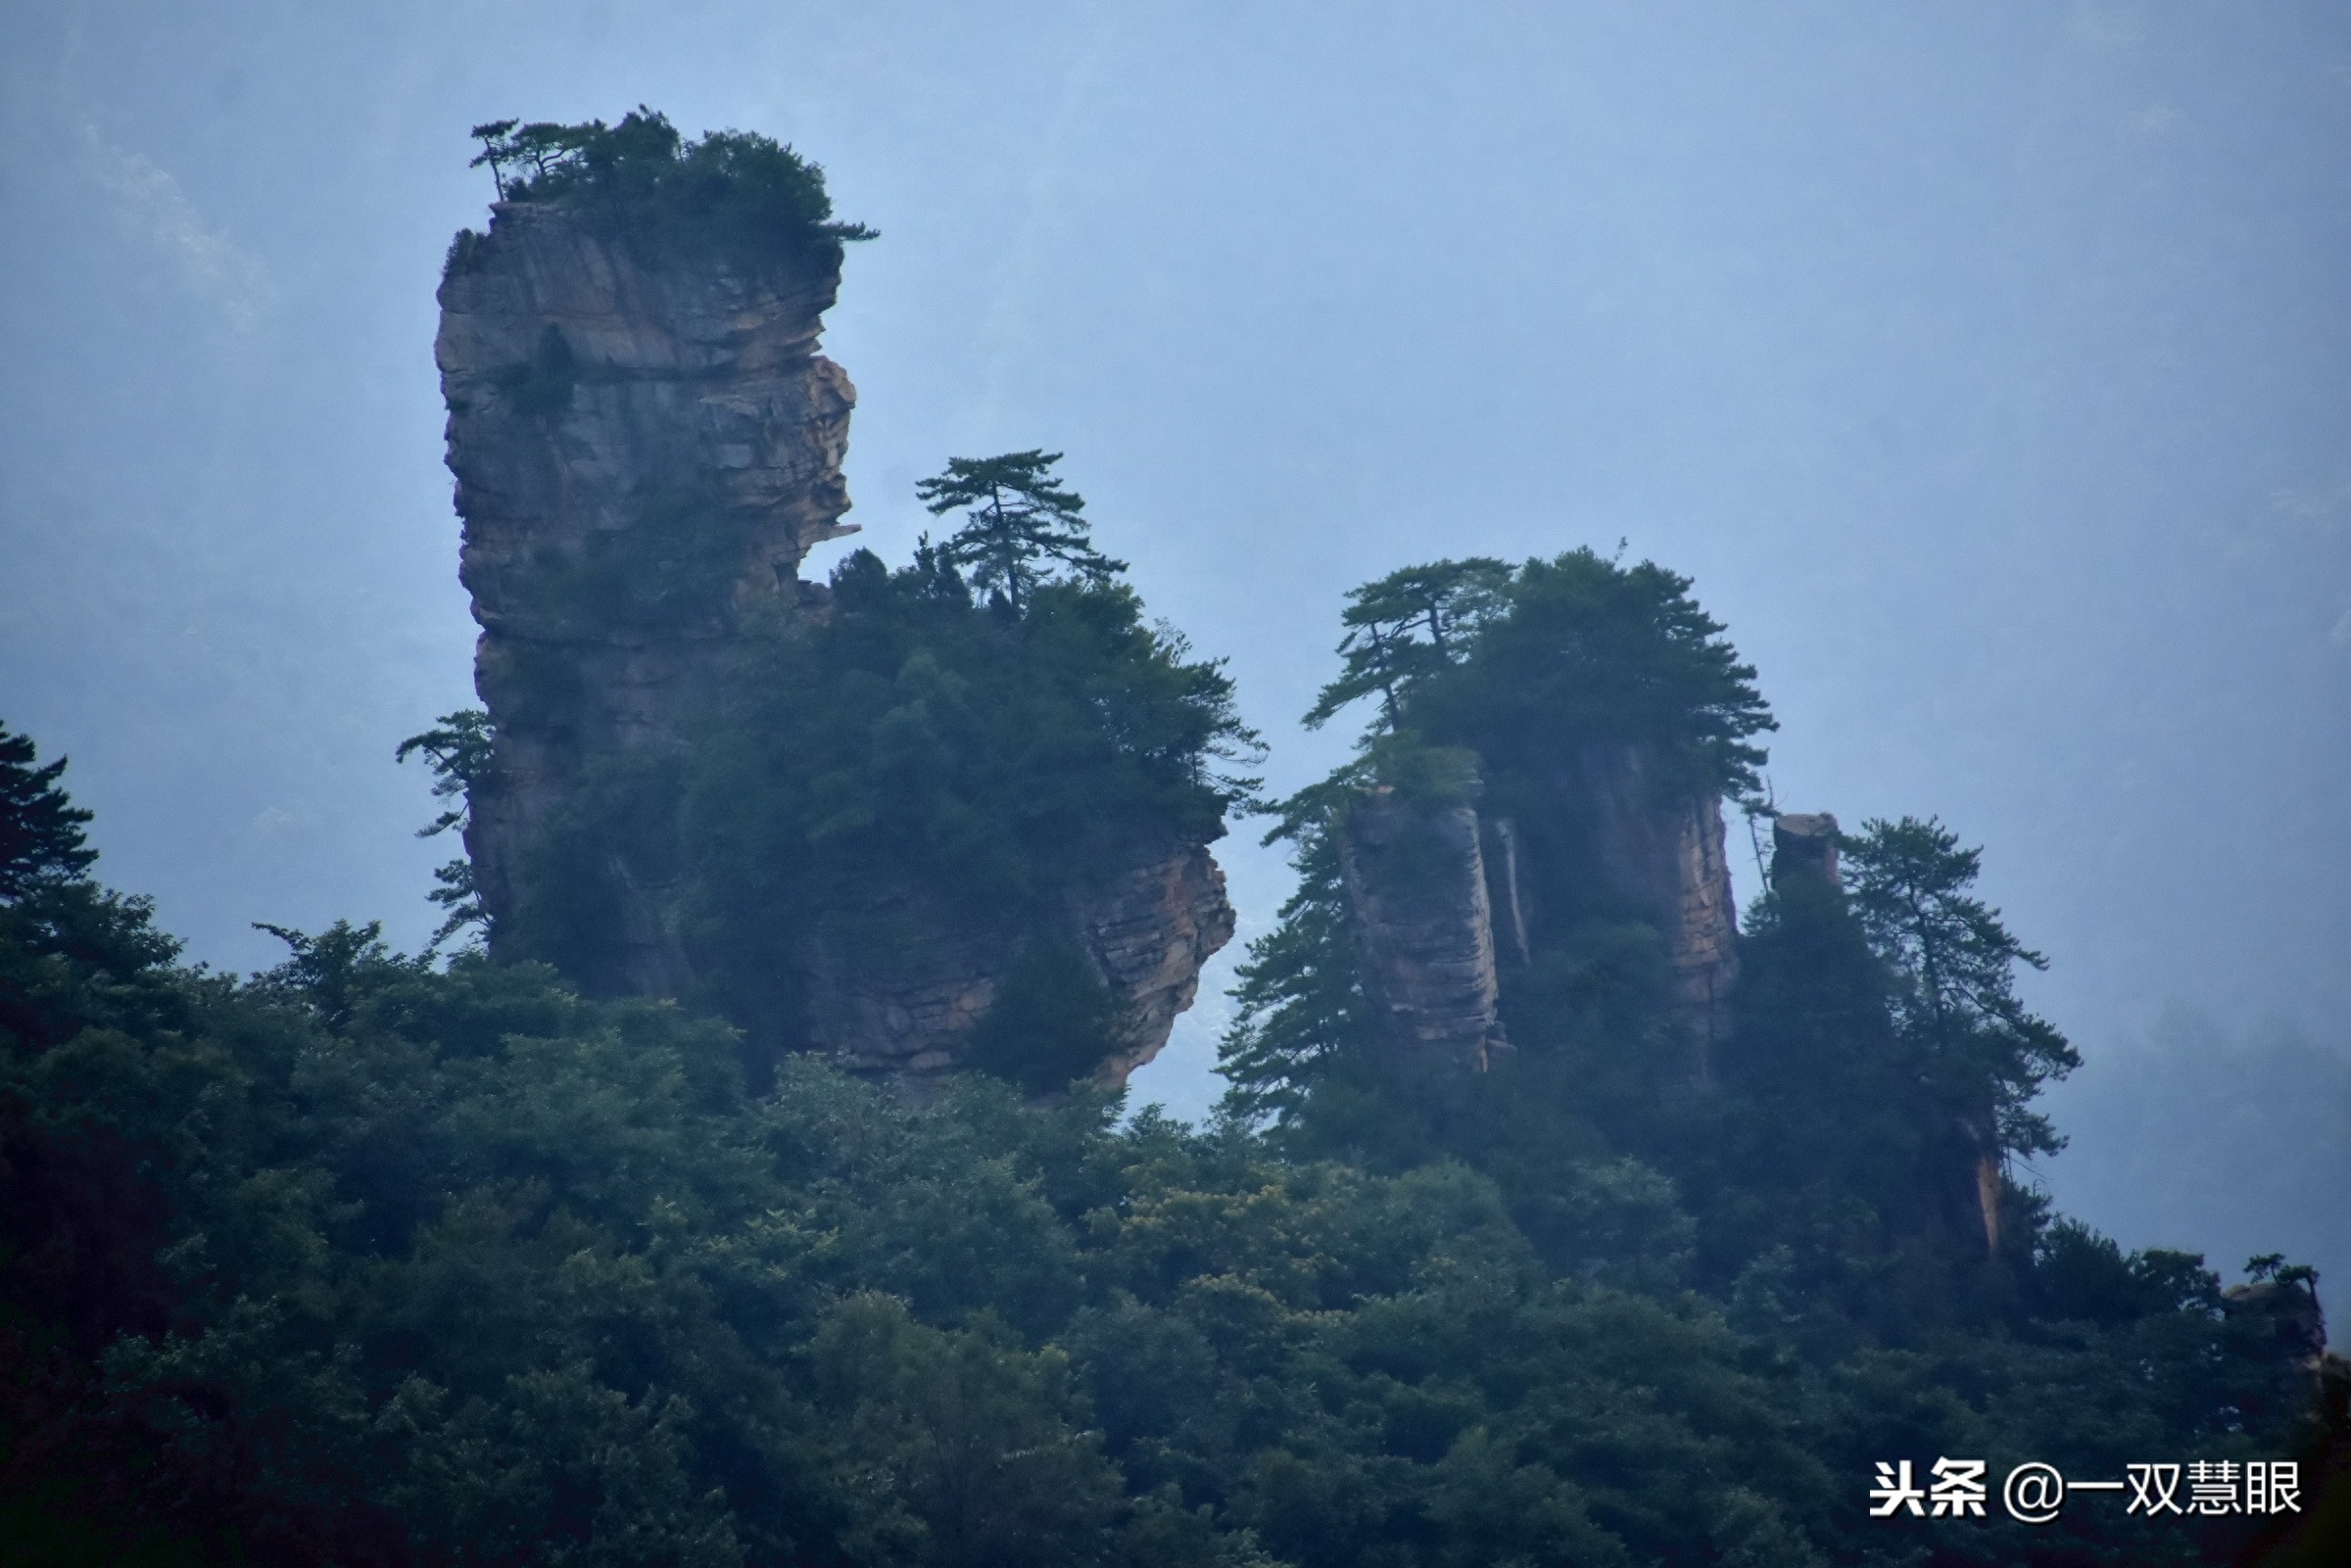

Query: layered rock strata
left=1337, top=787, right=1510, bottom=1074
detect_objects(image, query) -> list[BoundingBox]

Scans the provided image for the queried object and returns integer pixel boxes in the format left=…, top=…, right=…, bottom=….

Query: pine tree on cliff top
left=917, top=451, right=1127, bottom=613
left=1303, top=557, right=1513, bottom=736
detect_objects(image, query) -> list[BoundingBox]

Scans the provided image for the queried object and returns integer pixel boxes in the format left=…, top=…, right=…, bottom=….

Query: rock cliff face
left=1337, top=788, right=1509, bottom=1075
left=439, top=202, right=858, bottom=997
left=1575, top=744, right=1740, bottom=1082
left=437, top=202, right=1228, bottom=1087
left=807, top=841, right=1233, bottom=1093
left=1331, top=746, right=1737, bottom=1088
left=1084, top=843, right=1239, bottom=1082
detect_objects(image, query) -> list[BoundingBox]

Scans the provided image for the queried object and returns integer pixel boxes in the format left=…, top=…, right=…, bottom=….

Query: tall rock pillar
left=1578, top=745, right=1740, bottom=1084
left=1336, top=785, right=1511, bottom=1077
left=436, top=202, right=857, bottom=994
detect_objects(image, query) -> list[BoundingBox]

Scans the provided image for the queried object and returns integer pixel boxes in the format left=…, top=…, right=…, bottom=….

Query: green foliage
left=468, top=109, right=875, bottom=261
left=677, top=546, right=1256, bottom=1062
left=1409, top=546, right=1776, bottom=800
left=396, top=710, right=494, bottom=841
left=0, top=720, right=97, bottom=900
left=1224, top=547, right=1775, bottom=1135
left=916, top=451, right=1128, bottom=613
left=1845, top=815, right=2080, bottom=1160
left=1219, top=549, right=2245, bottom=1481
left=1217, top=828, right=1368, bottom=1122
left=1302, top=558, right=1511, bottom=736
left=396, top=710, right=494, bottom=951
left=810, top=1294, right=1127, bottom=1564
left=441, top=226, right=489, bottom=281
left=964, top=943, right=1132, bottom=1097
left=0, top=752, right=2323, bottom=1564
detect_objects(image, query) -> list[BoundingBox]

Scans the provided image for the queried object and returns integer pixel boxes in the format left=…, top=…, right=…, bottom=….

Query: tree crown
left=1845, top=815, right=2080, bottom=1157
left=916, top=451, right=1128, bottom=613
left=1304, top=558, right=1513, bottom=734
left=0, top=721, right=97, bottom=902
left=396, top=709, right=495, bottom=951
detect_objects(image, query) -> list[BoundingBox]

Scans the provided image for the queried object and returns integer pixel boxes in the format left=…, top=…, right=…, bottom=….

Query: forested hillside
left=3, top=566, right=2341, bottom=1564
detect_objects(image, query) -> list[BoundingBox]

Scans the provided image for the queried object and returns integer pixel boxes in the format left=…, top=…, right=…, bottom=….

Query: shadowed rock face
left=1085, top=843, right=1238, bottom=1083
left=807, top=841, right=1235, bottom=1094
left=436, top=203, right=1230, bottom=1088
left=1770, top=812, right=1841, bottom=891
left=1337, top=788, right=1509, bottom=1075
left=1332, top=749, right=1739, bottom=1090
left=1576, top=744, right=1740, bottom=1082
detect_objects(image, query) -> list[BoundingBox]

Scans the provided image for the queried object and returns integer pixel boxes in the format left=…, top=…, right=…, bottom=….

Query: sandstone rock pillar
left=436, top=203, right=857, bottom=995
left=1576, top=744, right=1740, bottom=1084
left=1336, top=786, right=1510, bottom=1076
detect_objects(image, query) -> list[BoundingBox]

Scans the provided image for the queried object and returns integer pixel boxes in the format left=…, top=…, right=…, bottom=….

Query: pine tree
left=396, top=709, right=494, bottom=949
left=916, top=451, right=1126, bottom=613
left=1844, top=816, right=2080, bottom=1159
left=0, top=721, right=97, bottom=901
left=1303, top=558, right=1512, bottom=736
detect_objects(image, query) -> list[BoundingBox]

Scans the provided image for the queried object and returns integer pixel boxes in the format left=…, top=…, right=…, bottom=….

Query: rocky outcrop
left=2223, top=1280, right=2328, bottom=1377
left=1337, top=787, right=1509, bottom=1075
left=440, top=201, right=857, bottom=997
left=808, top=843, right=1234, bottom=1093
left=1482, top=816, right=1532, bottom=969
left=1084, top=843, right=1238, bottom=1082
left=1577, top=744, right=1740, bottom=1082
left=1330, top=746, right=1739, bottom=1088
left=1769, top=812, right=1841, bottom=891
left=436, top=200, right=1231, bottom=1088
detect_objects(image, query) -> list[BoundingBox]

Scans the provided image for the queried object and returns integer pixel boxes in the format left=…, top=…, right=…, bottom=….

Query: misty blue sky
left=4, top=2, right=2346, bottom=1307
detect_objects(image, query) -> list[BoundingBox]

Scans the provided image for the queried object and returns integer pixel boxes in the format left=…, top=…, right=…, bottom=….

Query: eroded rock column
left=1337, top=786, right=1511, bottom=1075
left=437, top=203, right=857, bottom=995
